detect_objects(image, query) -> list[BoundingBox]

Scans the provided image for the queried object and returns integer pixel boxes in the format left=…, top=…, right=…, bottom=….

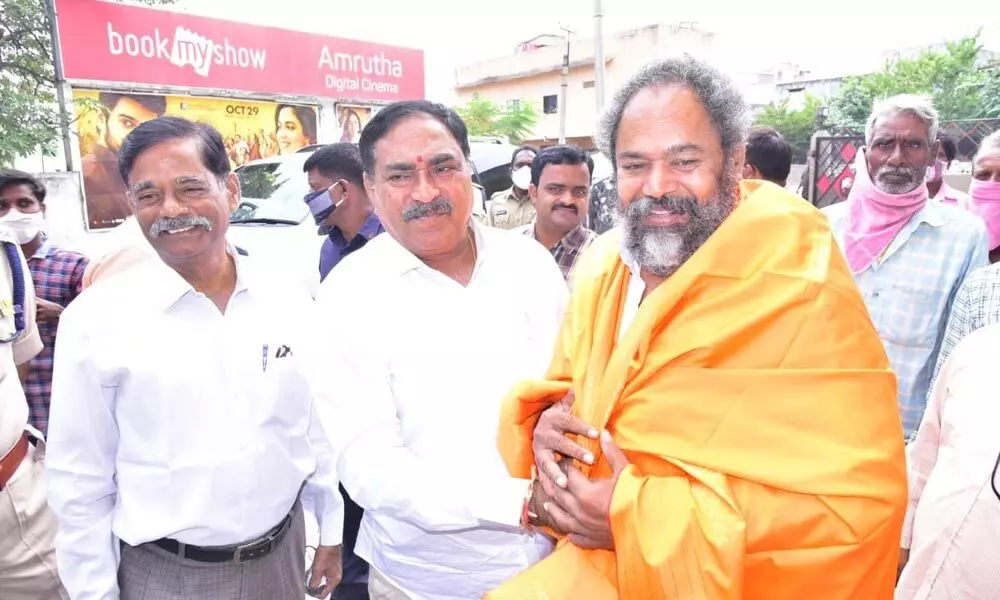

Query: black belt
left=151, top=511, right=293, bottom=564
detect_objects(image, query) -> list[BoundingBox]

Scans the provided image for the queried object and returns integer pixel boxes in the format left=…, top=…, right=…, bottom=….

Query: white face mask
left=0, top=210, right=44, bottom=244
left=511, top=166, right=532, bottom=191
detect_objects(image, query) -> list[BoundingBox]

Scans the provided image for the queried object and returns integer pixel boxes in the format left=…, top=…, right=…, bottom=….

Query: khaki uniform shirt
left=0, top=228, right=41, bottom=455
left=486, top=187, right=536, bottom=230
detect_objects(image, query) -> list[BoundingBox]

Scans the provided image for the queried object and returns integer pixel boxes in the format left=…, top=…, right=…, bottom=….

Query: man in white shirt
left=0, top=229, right=67, bottom=600
left=45, top=116, right=345, bottom=600
left=897, top=324, right=1000, bottom=599
left=314, top=101, right=568, bottom=600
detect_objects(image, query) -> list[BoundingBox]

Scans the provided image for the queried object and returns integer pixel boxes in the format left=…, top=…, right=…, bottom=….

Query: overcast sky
left=172, top=0, right=1000, bottom=102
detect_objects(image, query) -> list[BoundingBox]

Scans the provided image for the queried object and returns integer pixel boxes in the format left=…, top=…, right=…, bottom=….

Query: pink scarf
left=968, top=179, right=1000, bottom=250
left=843, top=149, right=929, bottom=273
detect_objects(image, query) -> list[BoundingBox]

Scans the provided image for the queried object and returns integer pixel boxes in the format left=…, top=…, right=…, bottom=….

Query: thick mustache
left=401, top=197, right=453, bottom=222
left=631, top=195, right=700, bottom=219
left=876, top=166, right=918, bottom=180
left=149, top=215, right=213, bottom=238
left=552, top=203, right=578, bottom=213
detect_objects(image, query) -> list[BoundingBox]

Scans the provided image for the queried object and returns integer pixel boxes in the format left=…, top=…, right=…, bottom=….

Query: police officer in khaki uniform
left=485, top=145, right=538, bottom=229
left=0, top=227, right=67, bottom=600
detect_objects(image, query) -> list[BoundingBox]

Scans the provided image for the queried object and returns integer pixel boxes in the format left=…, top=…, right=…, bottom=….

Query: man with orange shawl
left=487, top=56, right=908, bottom=600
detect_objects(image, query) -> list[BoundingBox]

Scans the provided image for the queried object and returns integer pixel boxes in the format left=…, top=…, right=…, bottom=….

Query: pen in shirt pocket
left=262, top=344, right=269, bottom=373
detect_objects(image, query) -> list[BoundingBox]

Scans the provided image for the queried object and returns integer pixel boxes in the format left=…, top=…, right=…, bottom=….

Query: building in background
left=453, top=23, right=717, bottom=149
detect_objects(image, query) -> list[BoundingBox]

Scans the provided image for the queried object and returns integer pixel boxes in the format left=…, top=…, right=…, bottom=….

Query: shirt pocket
left=881, top=282, right=941, bottom=347
left=252, top=341, right=310, bottom=431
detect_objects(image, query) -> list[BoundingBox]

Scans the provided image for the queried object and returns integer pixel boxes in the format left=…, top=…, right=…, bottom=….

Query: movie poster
left=73, top=88, right=318, bottom=230
left=335, top=104, right=373, bottom=144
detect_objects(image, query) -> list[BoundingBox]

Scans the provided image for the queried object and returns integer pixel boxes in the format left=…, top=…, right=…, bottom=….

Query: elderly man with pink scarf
left=823, top=94, right=988, bottom=441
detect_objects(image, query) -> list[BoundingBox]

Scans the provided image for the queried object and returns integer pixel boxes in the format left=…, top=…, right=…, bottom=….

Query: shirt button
left=872, top=291, right=880, bottom=298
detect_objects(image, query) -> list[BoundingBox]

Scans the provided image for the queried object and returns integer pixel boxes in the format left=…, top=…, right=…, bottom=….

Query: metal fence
left=807, top=118, right=1000, bottom=207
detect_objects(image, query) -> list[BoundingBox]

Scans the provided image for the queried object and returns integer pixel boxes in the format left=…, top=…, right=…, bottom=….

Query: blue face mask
left=303, top=182, right=346, bottom=226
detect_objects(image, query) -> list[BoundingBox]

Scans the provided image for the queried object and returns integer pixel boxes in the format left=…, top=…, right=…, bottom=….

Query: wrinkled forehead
left=128, top=139, right=216, bottom=189
left=616, top=84, right=724, bottom=156
left=373, top=115, right=465, bottom=171
left=870, top=112, right=932, bottom=141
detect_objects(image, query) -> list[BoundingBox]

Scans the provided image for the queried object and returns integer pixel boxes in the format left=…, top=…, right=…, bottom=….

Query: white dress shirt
left=897, top=324, right=1000, bottom=599
left=313, top=223, right=568, bottom=600
left=45, top=250, right=344, bottom=600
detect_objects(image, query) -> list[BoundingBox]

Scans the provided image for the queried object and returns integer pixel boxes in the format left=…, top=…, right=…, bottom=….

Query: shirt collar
left=911, top=198, right=946, bottom=228
left=29, top=234, right=56, bottom=260
left=380, top=219, right=486, bottom=278
left=560, top=224, right=594, bottom=250
left=330, top=211, right=384, bottom=244
left=140, top=244, right=252, bottom=312
left=521, top=220, right=592, bottom=248
left=358, top=211, right=384, bottom=239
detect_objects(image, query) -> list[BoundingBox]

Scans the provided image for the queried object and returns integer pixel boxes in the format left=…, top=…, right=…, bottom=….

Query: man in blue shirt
left=303, top=144, right=384, bottom=282
left=302, top=143, right=383, bottom=600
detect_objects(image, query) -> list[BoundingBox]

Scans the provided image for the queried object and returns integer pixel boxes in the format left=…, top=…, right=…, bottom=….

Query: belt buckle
left=233, top=534, right=274, bottom=564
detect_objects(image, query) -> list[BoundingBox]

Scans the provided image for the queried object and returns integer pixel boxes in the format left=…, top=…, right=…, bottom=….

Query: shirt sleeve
left=71, top=255, right=90, bottom=297
left=290, top=296, right=345, bottom=546
left=901, top=342, right=953, bottom=549
left=301, top=399, right=346, bottom=547
left=310, top=285, right=530, bottom=533
left=45, top=305, right=121, bottom=600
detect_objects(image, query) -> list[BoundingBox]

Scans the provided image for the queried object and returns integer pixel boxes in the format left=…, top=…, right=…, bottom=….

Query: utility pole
left=44, top=0, right=75, bottom=171
left=593, top=0, right=606, bottom=117
left=558, top=24, right=573, bottom=144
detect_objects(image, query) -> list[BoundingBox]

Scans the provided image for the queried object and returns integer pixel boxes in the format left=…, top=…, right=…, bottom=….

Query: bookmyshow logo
left=106, top=23, right=267, bottom=77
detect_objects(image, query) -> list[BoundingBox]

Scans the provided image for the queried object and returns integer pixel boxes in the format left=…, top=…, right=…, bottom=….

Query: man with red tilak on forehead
left=486, top=55, right=907, bottom=600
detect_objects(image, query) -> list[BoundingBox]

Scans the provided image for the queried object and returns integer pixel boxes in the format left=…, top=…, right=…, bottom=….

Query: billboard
left=55, top=0, right=425, bottom=102
left=335, top=104, right=373, bottom=144
left=73, top=88, right=317, bottom=231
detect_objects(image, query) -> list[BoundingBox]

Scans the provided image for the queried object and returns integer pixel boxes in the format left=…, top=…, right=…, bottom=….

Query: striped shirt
left=25, top=236, right=88, bottom=433
left=935, top=262, right=1000, bottom=378
left=824, top=200, right=988, bottom=438
left=518, top=222, right=598, bottom=282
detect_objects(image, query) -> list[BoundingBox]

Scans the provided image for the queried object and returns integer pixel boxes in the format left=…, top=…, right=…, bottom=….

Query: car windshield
left=230, top=154, right=311, bottom=224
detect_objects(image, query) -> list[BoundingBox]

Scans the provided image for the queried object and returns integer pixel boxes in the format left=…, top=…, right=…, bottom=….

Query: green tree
left=828, top=33, right=991, bottom=129
left=454, top=94, right=539, bottom=144
left=754, top=95, right=822, bottom=162
left=0, top=0, right=176, bottom=166
left=981, top=69, right=1000, bottom=118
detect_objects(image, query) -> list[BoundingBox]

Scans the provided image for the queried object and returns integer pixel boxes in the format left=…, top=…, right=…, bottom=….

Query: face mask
left=511, top=166, right=532, bottom=191
left=303, top=182, right=347, bottom=226
left=925, top=159, right=946, bottom=182
left=0, top=210, right=44, bottom=244
left=968, top=178, right=1000, bottom=250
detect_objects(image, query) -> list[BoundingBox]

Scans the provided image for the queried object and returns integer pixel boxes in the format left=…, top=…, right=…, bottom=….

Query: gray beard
left=872, top=164, right=922, bottom=195
left=616, top=176, right=738, bottom=278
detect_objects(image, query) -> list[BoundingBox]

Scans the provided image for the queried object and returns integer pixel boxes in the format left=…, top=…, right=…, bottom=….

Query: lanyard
left=0, top=241, right=26, bottom=343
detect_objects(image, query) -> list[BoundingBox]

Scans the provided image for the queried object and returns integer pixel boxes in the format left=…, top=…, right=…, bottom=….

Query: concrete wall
left=34, top=172, right=93, bottom=253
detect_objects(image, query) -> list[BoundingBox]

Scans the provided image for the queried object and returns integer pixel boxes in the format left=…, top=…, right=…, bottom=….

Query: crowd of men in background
left=2, top=53, right=1000, bottom=600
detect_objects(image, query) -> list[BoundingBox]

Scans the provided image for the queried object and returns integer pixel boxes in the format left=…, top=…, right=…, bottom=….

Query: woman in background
left=338, top=108, right=363, bottom=143
left=274, top=104, right=317, bottom=154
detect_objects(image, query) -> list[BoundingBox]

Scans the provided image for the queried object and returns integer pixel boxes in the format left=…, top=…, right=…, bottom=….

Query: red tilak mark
left=416, top=156, right=425, bottom=164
